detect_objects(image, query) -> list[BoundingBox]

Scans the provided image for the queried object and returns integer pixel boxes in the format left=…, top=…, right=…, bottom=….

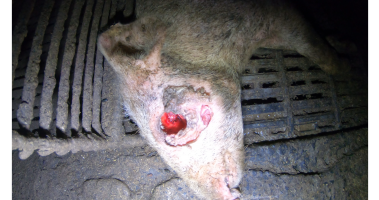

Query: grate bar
left=277, top=51, right=294, bottom=137
left=13, top=85, right=43, bottom=100
left=39, top=0, right=72, bottom=131
left=12, top=0, right=36, bottom=86
left=250, top=59, right=276, bottom=68
left=13, top=95, right=42, bottom=117
left=242, top=103, right=286, bottom=116
left=70, top=0, right=95, bottom=131
left=83, top=1, right=109, bottom=136
left=289, top=84, right=330, bottom=96
left=12, top=130, right=146, bottom=160
left=81, top=0, right=105, bottom=133
left=328, top=76, right=342, bottom=128
left=94, top=0, right=123, bottom=134
left=123, top=0, right=135, bottom=17
left=291, top=98, right=333, bottom=115
left=101, top=60, right=126, bottom=139
left=11, top=106, right=39, bottom=120
left=100, top=0, right=126, bottom=139
left=244, top=120, right=286, bottom=129
left=293, top=112, right=335, bottom=124
left=286, top=71, right=326, bottom=81
left=241, top=74, right=279, bottom=84
left=110, top=0, right=118, bottom=19
left=55, top=0, right=85, bottom=134
left=243, top=109, right=287, bottom=122
left=243, top=119, right=288, bottom=143
left=241, top=88, right=283, bottom=100
left=13, top=73, right=44, bottom=88
left=17, top=0, right=54, bottom=130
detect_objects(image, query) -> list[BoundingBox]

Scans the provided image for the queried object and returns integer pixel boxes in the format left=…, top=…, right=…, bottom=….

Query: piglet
left=98, top=24, right=244, bottom=200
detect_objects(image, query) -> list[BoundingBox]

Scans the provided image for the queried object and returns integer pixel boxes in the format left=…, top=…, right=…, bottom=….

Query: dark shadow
left=242, top=98, right=282, bottom=106
left=56, top=127, right=68, bottom=139
left=258, top=68, right=278, bottom=73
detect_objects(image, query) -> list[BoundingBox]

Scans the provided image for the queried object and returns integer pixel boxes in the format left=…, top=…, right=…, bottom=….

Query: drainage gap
left=262, top=81, right=279, bottom=88
left=291, top=80, right=306, bottom=86
left=286, top=66, right=303, bottom=71
left=242, top=98, right=282, bottom=106
left=311, top=80, right=327, bottom=84
left=258, top=68, right=278, bottom=73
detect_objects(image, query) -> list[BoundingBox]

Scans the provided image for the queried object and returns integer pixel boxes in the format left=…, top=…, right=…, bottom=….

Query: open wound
left=161, top=112, right=187, bottom=135
left=161, top=86, right=213, bottom=146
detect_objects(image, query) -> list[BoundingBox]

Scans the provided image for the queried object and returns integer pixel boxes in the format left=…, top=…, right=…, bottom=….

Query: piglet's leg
left=271, top=17, right=350, bottom=75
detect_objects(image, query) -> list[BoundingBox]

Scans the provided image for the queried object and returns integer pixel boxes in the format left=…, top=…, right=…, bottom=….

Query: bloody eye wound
left=161, top=112, right=187, bottom=135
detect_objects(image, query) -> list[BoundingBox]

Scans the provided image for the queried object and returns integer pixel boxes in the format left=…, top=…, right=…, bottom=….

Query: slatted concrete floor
left=12, top=0, right=367, bottom=151
left=13, top=0, right=138, bottom=141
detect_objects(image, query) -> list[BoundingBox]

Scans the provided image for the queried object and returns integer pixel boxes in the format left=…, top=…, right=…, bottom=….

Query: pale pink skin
left=98, top=28, right=244, bottom=199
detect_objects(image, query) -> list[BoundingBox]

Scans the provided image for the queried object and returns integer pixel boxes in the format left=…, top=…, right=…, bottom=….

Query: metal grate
left=12, top=0, right=367, bottom=157
left=241, top=48, right=367, bottom=144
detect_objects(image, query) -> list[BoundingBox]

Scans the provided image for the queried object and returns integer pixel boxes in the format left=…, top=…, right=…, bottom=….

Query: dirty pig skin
left=98, top=28, right=244, bottom=199
left=108, top=0, right=350, bottom=76
left=98, top=0, right=350, bottom=199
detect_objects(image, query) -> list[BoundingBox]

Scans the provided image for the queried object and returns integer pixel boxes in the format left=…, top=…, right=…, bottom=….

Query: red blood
left=161, top=112, right=187, bottom=135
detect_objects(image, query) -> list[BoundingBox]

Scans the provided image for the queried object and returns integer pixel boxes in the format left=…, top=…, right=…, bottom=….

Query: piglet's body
left=98, top=25, right=244, bottom=199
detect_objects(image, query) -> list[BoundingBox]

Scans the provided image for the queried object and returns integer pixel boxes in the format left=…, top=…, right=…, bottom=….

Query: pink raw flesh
left=161, top=112, right=187, bottom=135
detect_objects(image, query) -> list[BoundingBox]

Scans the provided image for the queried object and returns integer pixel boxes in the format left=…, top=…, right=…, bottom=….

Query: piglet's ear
left=200, top=105, right=213, bottom=127
left=143, top=31, right=166, bottom=69
left=98, top=34, right=112, bottom=52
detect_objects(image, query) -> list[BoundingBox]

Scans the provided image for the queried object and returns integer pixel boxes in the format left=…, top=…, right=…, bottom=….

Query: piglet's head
left=98, top=21, right=243, bottom=200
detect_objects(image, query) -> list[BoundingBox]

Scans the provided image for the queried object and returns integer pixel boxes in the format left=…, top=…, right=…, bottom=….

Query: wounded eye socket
left=141, top=24, right=146, bottom=32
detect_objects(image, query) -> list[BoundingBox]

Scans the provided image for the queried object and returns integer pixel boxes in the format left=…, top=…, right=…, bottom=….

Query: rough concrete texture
left=16, top=0, right=52, bottom=130
left=241, top=147, right=367, bottom=199
left=13, top=128, right=367, bottom=199
left=69, top=0, right=95, bottom=133
left=56, top=0, right=85, bottom=133
left=12, top=131, right=146, bottom=160
left=39, top=0, right=72, bottom=131
left=81, top=0, right=104, bottom=133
